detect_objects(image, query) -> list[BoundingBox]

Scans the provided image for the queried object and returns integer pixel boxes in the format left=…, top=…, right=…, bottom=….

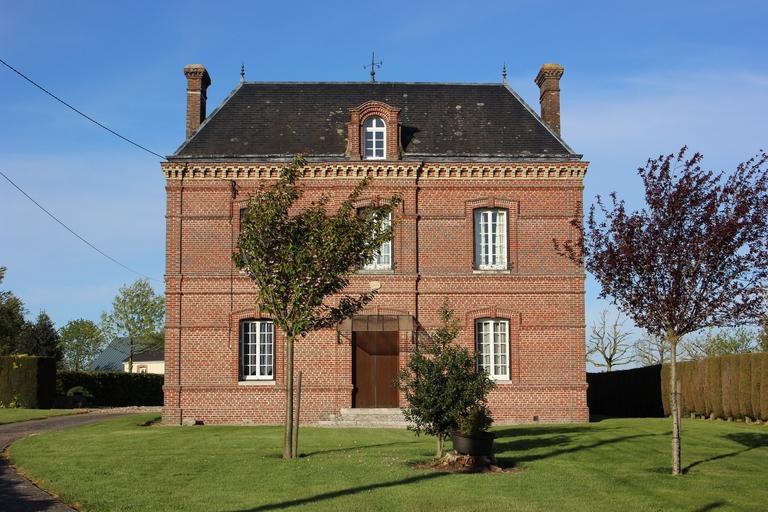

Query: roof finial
left=502, top=63, right=507, bottom=84
left=240, top=62, right=245, bottom=82
left=364, top=51, right=383, bottom=83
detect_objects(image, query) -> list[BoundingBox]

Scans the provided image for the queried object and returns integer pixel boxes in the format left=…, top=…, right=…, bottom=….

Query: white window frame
left=363, top=116, right=386, bottom=160
left=475, top=318, right=510, bottom=380
left=240, top=320, right=275, bottom=380
left=363, top=211, right=392, bottom=271
left=474, top=208, right=507, bottom=270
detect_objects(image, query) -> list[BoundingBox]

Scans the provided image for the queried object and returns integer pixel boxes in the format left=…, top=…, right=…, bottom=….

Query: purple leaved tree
left=560, top=147, right=768, bottom=474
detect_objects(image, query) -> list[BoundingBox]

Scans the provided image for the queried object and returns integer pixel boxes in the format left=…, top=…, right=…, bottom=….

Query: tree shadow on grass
left=301, top=440, right=421, bottom=457
left=227, top=472, right=449, bottom=511
left=495, top=431, right=667, bottom=468
left=684, top=432, right=768, bottom=474
left=692, top=502, right=727, bottom=512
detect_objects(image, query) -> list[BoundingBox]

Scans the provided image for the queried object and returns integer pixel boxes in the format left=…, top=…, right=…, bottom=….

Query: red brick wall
left=162, top=162, right=588, bottom=425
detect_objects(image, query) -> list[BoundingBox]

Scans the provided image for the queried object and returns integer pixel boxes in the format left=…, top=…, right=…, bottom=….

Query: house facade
left=161, top=63, right=588, bottom=425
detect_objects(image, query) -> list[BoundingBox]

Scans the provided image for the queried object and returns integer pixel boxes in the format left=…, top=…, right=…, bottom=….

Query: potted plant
left=451, top=404, right=495, bottom=456
left=397, top=299, right=496, bottom=459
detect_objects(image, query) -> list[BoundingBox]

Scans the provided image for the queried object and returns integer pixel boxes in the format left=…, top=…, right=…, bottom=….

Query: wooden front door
left=352, top=331, right=399, bottom=408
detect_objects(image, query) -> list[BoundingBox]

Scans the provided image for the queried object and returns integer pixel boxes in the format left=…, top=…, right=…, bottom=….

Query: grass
left=8, top=415, right=768, bottom=512
left=0, top=408, right=84, bottom=425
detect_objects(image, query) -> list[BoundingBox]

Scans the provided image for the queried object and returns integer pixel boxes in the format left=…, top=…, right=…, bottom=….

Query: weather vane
left=240, top=62, right=245, bottom=82
left=364, top=51, right=383, bottom=83
left=502, top=63, right=507, bottom=83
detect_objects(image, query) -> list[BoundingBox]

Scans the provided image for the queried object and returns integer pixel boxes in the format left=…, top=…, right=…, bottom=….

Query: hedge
left=661, top=352, right=768, bottom=420
left=57, top=371, right=163, bottom=407
left=0, top=356, right=56, bottom=408
left=587, top=365, right=664, bottom=418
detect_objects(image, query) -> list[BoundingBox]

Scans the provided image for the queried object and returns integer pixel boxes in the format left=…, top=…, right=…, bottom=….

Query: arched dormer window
left=363, top=116, right=386, bottom=160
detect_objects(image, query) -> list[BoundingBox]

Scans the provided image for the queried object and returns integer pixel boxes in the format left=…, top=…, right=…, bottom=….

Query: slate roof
left=123, top=349, right=164, bottom=363
left=172, top=82, right=578, bottom=160
left=89, top=338, right=163, bottom=371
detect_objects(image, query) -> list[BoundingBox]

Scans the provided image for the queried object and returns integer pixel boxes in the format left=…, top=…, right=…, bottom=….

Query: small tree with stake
left=560, top=147, right=768, bottom=475
left=235, top=155, right=400, bottom=459
left=396, top=299, right=495, bottom=459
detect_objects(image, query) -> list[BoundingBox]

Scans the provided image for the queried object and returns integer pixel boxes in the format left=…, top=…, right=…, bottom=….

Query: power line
left=0, top=57, right=166, bottom=160
left=0, top=168, right=155, bottom=281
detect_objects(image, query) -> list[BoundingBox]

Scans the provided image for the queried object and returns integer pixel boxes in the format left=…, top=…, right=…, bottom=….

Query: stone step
left=317, top=407, right=409, bottom=428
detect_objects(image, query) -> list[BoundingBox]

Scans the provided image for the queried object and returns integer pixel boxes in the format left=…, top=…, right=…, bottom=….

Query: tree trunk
left=128, top=337, right=134, bottom=374
left=292, top=371, right=302, bottom=458
left=436, top=436, right=444, bottom=459
left=283, top=334, right=295, bottom=459
left=669, top=335, right=682, bottom=475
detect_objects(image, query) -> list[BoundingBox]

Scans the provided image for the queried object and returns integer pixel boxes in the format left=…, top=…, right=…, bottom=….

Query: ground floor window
left=241, top=320, right=274, bottom=380
left=475, top=318, right=509, bottom=380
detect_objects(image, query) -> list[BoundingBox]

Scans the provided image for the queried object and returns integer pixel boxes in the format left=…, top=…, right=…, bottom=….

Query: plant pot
left=450, top=431, right=495, bottom=456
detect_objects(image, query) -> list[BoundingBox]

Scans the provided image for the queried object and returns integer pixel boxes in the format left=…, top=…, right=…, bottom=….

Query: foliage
left=234, top=155, right=400, bottom=459
left=59, top=319, right=105, bottom=372
left=660, top=352, right=768, bottom=421
left=396, top=300, right=495, bottom=457
left=0, top=266, right=26, bottom=356
left=16, top=311, right=62, bottom=362
left=10, top=416, right=768, bottom=512
left=684, top=327, right=760, bottom=360
left=456, top=405, right=493, bottom=437
left=758, top=317, right=768, bottom=352
left=0, top=355, right=57, bottom=408
left=560, top=147, right=768, bottom=474
left=57, top=371, right=163, bottom=407
left=587, top=309, right=634, bottom=371
left=100, top=279, right=164, bottom=373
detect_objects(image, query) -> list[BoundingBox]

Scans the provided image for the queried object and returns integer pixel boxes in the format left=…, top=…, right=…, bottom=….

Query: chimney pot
left=535, top=63, right=564, bottom=137
left=184, top=64, right=211, bottom=140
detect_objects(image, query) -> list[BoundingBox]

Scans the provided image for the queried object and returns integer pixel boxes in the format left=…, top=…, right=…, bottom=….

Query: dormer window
left=363, top=116, right=386, bottom=160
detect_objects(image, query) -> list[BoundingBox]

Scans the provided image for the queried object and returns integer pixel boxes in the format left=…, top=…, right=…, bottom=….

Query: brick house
left=161, top=63, right=588, bottom=425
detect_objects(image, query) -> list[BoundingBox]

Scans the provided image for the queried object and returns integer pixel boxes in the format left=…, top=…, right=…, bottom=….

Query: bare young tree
left=634, top=334, right=674, bottom=366
left=587, top=309, right=633, bottom=371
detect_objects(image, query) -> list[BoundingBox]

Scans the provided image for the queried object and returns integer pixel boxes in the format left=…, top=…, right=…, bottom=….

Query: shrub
left=396, top=300, right=494, bottom=458
left=57, top=371, right=163, bottom=407
left=750, top=353, right=762, bottom=420
left=761, top=354, right=768, bottom=421
left=456, top=405, right=493, bottom=437
left=707, top=357, right=723, bottom=418
left=0, top=355, right=56, bottom=408
left=738, top=356, right=752, bottom=418
left=66, top=386, right=94, bottom=408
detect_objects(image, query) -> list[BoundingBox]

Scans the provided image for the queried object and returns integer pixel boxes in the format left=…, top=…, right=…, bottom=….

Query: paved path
left=0, top=413, right=129, bottom=512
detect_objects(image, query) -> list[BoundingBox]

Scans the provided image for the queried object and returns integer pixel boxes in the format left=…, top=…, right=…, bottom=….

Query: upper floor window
left=474, top=209, right=507, bottom=270
left=363, top=211, right=392, bottom=271
left=240, top=320, right=274, bottom=380
left=363, top=116, right=386, bottom=160
left=476, top=318, right=509, bottom=380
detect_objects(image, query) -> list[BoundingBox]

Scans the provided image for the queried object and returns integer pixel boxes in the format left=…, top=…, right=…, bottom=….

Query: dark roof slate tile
left=174, top=82, right=575, bottom=159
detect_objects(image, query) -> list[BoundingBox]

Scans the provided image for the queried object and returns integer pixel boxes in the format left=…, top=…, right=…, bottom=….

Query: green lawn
left=0, top=408, right=84, bottom=425
left=8, top=415, right=768, bottom=512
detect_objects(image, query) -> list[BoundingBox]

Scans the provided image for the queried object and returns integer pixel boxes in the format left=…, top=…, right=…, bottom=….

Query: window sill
left=357, top=269, right=395, bottom=275
left=472, top=269, right=511, bottom=275
left=238, top=380, right=276, bottom=386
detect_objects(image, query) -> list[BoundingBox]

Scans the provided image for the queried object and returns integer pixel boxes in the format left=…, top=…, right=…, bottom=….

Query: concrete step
left=317, top=408, right=409, bottom=428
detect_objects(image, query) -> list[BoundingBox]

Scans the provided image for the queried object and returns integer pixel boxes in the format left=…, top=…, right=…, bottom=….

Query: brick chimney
left=535, top=63, right=564, bottom=137
left=184, top=64, right=211, bottom=139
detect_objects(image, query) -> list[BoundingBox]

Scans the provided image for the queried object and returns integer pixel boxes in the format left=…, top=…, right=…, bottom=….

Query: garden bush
left=0, top=356, right=56, bottom=408
left=57, top=371, right=163, bottom=407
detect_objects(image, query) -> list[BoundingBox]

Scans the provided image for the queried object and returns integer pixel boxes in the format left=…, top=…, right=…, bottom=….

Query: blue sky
left=1, top=0, right=766, bottom=359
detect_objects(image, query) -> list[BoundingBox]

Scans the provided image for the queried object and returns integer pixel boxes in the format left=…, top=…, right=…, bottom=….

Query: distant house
left=90, top=338, right=165, bottom=374
left=122, top=348, right=164, bottom=374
